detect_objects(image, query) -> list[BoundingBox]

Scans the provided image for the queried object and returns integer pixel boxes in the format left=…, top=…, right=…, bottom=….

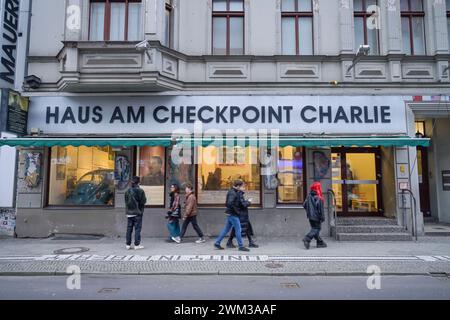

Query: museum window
left=277, top=146, right=306, bottom=205
left=197, top=146, right=261, bottom=206
left=164, top=0, right=174, bottom=48
left=401, top=0, right=426, bottom=55
left=89, top=0, right=142, bottom=41
left=48, top=146, right=115, bottom=206
left=281, top=0, right=313, bottom=55
left=137, top=146, right=166, bottom=206
left=354, top=0, right=380, bottom=55
left=212, top=0, right=244, bottom=55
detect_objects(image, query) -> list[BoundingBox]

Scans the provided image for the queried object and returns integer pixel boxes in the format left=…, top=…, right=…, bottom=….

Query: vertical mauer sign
left=0, top=0, right=19, bottom=86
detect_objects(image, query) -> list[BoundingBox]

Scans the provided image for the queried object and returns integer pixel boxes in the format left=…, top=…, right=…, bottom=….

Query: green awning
left=0, top=136, right=430, bottom=148
left=0, top=137, right=172, bottom=147
left=175, top=136, right=430, bottom=148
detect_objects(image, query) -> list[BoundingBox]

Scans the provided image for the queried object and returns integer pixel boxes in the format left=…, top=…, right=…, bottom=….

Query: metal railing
left=401, top=188, right=418, bottom=241
left=326, top=189, right=338, bottom=240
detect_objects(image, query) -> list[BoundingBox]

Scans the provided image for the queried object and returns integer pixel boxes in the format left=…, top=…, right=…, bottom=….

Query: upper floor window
left=447, top=0, right=450, bottom=50
left=400, top=0, right=426, bottom=55
left=165, top=0, right=174, bottom=48
left=354, top=0, right=379, bottom=55
left=281, top=0, right=313, bottom=55
left=212, top=0, right=244, bottom=55
left=89, top=0, right=142, bottom=41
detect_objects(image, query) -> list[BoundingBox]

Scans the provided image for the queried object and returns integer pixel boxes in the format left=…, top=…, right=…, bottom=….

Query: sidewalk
left=0, top=236, right=449, bottom=276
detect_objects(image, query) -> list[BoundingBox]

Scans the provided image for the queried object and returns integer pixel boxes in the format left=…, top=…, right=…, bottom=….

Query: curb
left=0, top=271, right=434, bottom=277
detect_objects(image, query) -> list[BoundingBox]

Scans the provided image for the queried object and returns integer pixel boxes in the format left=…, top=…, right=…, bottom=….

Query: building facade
left=1, top=0, right=449, bottom=238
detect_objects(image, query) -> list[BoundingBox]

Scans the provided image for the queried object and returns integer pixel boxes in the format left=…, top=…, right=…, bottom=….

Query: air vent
left=213, top=69, right=244, bottom=75
left=285, top=69, right=315, bottom=75
left=358, top=70, right=383, bottom=76
left=406, top=70, right=431, bottom=76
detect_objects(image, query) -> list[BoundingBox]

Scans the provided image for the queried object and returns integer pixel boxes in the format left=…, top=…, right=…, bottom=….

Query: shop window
left=400, top=0, right=426, bottom=55
left=168, top=146, right=194, bottom=193
left=281, top=0, right=313, bottom=55
left=137, top=146, right=165, bottom=206
left=89, top=0, right=142, bottom=41
left=197, top=146, right=261, bottom=205
left=212, top=0, right=244, bottom=55
left=277, top=147, right=305, bottom=204
left=415, top=121, right=426, bottom=137
left=354, top=0, right=379, bottom=55
left=48, top=146, right=115, bottom=206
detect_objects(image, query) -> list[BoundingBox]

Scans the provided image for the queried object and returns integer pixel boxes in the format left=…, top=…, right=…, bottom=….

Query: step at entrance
left=331, top=217, right=412, bottom=241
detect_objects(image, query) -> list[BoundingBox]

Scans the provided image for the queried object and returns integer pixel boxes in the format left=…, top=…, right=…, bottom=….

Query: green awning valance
left=0, top=136, right=430, bottom=148
left=0, top=137, right=172, bottom=148
left=175, top=136, right=430, bottom=148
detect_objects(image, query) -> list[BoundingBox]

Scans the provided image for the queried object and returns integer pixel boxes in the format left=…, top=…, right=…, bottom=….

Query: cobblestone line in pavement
left=1, top=260, right=449, bottom=276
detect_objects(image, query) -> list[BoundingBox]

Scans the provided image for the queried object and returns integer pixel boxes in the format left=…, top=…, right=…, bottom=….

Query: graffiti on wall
left=0, top=208, right=15, bottom=236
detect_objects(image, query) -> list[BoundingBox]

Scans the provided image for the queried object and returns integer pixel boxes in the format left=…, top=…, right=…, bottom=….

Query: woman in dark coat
left=302, top=182, right=327, bottom=250
left=226, top=187, right=259, bottom=248
left=166, top=184, right=181, bottom=243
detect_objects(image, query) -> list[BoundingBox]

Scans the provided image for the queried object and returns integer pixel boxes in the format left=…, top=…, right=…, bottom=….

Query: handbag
left=169, top=209, right=181, bottom=218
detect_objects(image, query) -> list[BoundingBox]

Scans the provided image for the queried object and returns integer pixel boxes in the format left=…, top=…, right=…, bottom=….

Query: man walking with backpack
left=125, top=176, right=147, bottom=250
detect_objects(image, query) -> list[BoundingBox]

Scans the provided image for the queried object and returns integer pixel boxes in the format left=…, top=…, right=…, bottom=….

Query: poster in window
left=24, top=152, right=41, bottom=188
left=55, top=147, right=67, bottom=180
left=115, top=155, right=131, bottom=190
left=168, top=148, right=194, bottom=192
left=313, top=151, right=330, bottom=180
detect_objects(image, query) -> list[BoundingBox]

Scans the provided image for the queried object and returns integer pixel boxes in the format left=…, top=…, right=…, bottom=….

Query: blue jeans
left=167, top=218, right=181, bottom=238
left=126, top=216, right=143, bottom=246
left=215, top=215, right=244, bottom=248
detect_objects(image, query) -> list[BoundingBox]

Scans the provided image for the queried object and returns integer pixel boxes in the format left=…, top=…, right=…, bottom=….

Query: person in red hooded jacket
left=302, top=182, right=327, bottom=250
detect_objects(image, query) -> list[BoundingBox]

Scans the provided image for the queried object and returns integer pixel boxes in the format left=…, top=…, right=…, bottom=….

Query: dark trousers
left=304, top=219, right=324, bottom=243
left=227, top=228, right=254, bottom=245
left=180, top=216, right=204, bottom=238
left=126, top=216, right=143, bottom=246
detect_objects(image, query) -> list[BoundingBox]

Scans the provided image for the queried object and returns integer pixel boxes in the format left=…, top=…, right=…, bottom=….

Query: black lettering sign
left=0, top=0, right=19, bottom=84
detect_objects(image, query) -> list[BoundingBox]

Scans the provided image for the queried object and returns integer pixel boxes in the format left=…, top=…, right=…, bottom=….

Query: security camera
left=24, top=75, right=42, bottom=89
left=356, top=44, right=370, bottom=56
left=135, top=40, right=150, bottom=51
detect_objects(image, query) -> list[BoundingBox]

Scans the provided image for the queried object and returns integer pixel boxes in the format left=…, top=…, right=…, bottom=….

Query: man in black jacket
left=302, top=182, right=327, bottom=250
left=125, top=176, right=147, bottom=250
left=214, top=179, right=250, bottom=252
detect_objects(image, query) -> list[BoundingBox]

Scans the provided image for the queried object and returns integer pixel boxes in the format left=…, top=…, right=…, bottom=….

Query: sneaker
left=226, top=242, right=236, bottom=249
left=214, top=243, right=224, bottom=250
left=302, top=239, right=310, bottom=250
left=134, top=245, right=144, bottom=250
left=171, top=237, right=181, bottom=244
left=238, top=246, right=250, bottom=252
left=249, top=243, right=259, bottom=248
left=125, top=245, right=132, bottom=250
left=317, top=242, right=327, bottom=248
left=195, top=238, right=206, bottom=244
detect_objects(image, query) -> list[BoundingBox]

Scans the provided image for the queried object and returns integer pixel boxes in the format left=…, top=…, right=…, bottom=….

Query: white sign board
left=27, top=96, right=408, bottom=135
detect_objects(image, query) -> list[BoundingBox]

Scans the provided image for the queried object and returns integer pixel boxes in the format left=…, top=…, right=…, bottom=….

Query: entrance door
left=417, top=146, right=431, bottom=217
left=331, top=148, right=383, bottom=216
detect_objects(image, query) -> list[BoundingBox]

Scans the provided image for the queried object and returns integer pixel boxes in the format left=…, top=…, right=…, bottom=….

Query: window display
left=48, top=146, right=115, bottom=206
left=138, top=146, right=165, bottom=206
left=197, top=146, right=261, bottom=205
left=277, top=147, right=305, bottom=204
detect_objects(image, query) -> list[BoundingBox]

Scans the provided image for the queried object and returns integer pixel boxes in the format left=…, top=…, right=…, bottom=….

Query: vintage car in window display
left=65, top=169, right=115, bottom=205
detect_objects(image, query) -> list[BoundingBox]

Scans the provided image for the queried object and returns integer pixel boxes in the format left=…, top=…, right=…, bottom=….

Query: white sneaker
left=134, top=245, right=144, bottom=250
left=195, top=238, right=206, bottom=243
left=171, top=237, right=181, bottom=244
left=125, top=245, right=132, bottom=250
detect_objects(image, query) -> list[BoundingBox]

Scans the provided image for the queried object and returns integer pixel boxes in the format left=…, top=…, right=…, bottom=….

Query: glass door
left=331, top=148, right=383, bottom=216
